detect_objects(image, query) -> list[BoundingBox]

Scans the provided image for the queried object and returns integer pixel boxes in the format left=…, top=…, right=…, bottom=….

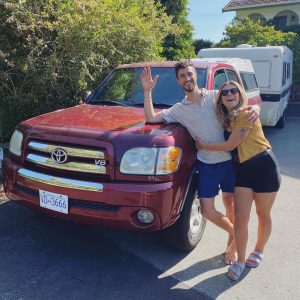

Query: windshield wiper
left=133, top=102, right=172, bottom=108
left=90, top=99, right=171, bottom=108
left=152, top=102, right=172, bottom=108
left=89, top=99, right=128, bottom=107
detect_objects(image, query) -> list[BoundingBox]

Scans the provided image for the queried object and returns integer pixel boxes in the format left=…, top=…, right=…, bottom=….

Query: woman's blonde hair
left=215, top=80, right=248, bottom=129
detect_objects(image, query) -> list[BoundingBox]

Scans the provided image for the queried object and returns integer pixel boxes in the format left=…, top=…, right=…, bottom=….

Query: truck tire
left=161, top=179, right=206, bottom=251
left=275, top=109, right=286, bottom=129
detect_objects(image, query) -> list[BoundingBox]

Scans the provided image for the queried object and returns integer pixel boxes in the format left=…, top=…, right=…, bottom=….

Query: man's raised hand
left=140, top=67, right=159, bottom=91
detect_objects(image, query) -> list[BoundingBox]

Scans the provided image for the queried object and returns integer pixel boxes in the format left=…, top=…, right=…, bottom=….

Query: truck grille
left=26, top=141, right=108, bottom=175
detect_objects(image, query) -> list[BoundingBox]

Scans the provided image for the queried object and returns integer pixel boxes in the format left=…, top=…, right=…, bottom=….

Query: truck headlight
left=9, top=130, right=24, bottom=156
left=120, top=147, right=181, bottom=175
left=120, top=148, right=157, bottom=175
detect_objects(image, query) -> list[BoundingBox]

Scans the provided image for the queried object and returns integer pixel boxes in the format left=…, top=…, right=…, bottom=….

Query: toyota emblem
left=51, top=148, right=68, bottom=164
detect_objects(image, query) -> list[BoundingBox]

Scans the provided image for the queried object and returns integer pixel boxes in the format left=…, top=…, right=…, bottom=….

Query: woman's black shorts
left=235, top=149, right=281, bottom=193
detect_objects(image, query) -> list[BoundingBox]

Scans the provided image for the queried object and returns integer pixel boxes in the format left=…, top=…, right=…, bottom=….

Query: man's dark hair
left=174, top=59, right=195, bottom=79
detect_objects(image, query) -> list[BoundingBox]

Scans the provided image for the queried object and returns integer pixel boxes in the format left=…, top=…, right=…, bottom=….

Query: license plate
left=39, top=190, right=68, bottom=214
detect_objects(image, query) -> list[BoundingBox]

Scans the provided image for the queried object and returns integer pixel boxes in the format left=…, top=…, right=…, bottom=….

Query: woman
left=196, top=81, right=281, bottom=281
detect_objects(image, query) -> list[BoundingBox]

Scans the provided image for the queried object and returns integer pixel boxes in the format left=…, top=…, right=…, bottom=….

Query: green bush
left=0, top=0, right=178, bottom=140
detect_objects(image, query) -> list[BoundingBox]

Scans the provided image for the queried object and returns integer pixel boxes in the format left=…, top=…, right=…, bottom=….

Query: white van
left=198, top=45, right=293, bottom=128
left=192, top=57, right=261, bottom=106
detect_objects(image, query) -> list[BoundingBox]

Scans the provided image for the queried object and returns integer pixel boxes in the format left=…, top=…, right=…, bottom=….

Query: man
left=140, top=60, right=259, bottom=264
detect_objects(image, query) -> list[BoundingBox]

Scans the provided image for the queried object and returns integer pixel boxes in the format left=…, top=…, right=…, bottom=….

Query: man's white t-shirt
left=159, top=91, right=231, bottom=164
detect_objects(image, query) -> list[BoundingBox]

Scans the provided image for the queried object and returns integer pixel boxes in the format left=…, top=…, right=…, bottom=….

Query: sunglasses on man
left=221, top=87, right=239, bottom=96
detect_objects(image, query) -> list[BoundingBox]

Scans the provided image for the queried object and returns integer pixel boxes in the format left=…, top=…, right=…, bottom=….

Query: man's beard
left=182, top=81, right=195, bottom=92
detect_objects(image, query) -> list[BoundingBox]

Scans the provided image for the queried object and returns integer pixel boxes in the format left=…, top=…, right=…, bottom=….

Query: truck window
left=214, top=69, right=227, bottom=90
left=89, top=67, right=207, bottom=107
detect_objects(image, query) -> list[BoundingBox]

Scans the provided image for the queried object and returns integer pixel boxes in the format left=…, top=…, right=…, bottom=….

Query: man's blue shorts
left=197, top=160, right=236, bottom=198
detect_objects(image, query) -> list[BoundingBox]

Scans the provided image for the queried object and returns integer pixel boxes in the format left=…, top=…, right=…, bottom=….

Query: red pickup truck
left=3, top=59, right=261, bottom=250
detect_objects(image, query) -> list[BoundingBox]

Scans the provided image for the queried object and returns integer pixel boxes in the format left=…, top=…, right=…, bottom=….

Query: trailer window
left=240, top=72, right=259, bottom=92
left=287, top=63, right=291, bottom=79
left=282, top=62, right=286, bottom=86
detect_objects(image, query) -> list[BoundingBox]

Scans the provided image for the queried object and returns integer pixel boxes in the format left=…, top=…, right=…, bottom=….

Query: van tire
left=161, top=180, right=206, bottom=251
left=275, top=110, right=286, bottom=129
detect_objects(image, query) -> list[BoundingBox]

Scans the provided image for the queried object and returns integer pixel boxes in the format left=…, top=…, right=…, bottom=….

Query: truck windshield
left=88, top=67, right=207, bottom=107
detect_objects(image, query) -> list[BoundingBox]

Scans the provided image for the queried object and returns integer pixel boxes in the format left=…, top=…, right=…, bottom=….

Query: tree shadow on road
left=0, top=201, right=203, bottom=300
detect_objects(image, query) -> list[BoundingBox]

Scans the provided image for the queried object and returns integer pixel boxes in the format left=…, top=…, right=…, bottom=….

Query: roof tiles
left=223, top=0, right=291, bottom=11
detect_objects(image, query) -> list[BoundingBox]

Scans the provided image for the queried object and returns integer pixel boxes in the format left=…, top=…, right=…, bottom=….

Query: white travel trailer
left=198, top=45, right=293, bottom=128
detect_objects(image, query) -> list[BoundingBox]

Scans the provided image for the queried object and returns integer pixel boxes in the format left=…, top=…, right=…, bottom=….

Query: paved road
left=1, top=118, right=300, bottom=299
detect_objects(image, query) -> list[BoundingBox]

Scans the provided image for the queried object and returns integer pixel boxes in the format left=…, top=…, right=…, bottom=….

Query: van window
left=226, top=70, right=239, bottom=83
left=248, top=73, right=258, bottom=90
left=214, top=69, right=227, bottom=90
left=240, top=72, right=259, bottom=92
left=282, top=62, right=286, bottom=86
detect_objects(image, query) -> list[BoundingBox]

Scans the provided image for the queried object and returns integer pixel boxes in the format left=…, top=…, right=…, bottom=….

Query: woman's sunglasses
left=221, top=87, right=239, bottom=96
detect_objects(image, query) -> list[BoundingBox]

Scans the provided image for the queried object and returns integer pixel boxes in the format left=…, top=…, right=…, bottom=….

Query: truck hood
left=21, top=104, right=178, bottom=144
left=23, top=104, right=146, bottom=131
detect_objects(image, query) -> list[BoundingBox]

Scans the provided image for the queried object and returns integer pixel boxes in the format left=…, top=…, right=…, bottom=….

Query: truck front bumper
left=3, top=157, right=185, bottom=231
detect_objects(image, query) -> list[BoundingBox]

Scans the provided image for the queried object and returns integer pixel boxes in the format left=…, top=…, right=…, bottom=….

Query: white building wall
left=236, top=4, right=300, bottom=23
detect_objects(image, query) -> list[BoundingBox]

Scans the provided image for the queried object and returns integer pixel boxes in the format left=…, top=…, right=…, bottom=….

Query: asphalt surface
left=1, top=117, right=300, bottom=299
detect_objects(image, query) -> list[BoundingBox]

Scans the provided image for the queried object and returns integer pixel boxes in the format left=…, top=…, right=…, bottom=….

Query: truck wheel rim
left=190, top=197, right=202, bottom=234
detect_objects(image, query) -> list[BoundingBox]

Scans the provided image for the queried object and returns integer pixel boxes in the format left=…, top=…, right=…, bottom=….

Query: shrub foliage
left=0, top=0, right=179, bottom=140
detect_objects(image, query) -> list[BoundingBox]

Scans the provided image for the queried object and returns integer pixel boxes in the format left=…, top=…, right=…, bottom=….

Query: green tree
left=283, top=24, right=300, bottom=36
left=159, top=0, right=195, bottom=60
left=218, top=17, right=300, bottom=85
left=193, top=39, right=213, bottom=56
left=0, top=0, right=177, bottom=140
left=219, top=17, right=297, bottom=47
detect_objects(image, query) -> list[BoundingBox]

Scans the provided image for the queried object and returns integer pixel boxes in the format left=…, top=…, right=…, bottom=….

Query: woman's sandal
left=245, top=250, right=264, bottom=268
left=227, top=260, right=246, bottom=281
